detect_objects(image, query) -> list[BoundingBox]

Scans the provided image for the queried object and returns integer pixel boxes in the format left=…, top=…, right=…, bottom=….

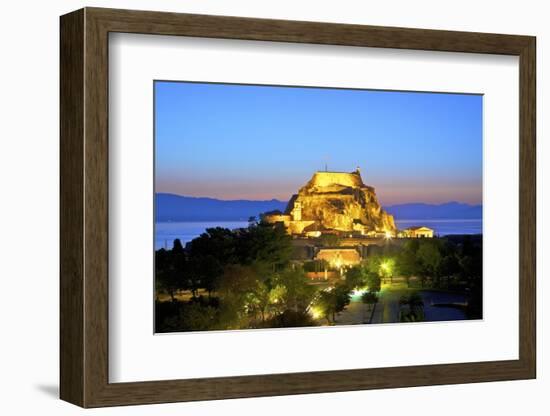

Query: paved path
left=336, top=283, right=414, bottom=325
left=333, top=293, right=371, bottom=325
left=371, top=283, right=421, bottom=324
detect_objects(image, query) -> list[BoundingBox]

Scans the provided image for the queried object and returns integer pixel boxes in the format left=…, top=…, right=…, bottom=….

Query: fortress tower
left=291, top=201, right=302, bottom=221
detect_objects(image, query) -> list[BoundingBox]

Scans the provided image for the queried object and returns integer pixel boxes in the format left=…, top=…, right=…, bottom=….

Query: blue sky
left=155, top=81, right=482, bottom=205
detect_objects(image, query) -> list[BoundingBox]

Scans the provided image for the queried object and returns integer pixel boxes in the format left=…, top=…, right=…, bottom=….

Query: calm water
left=420, top=290, right=468, bottom=321
left=155, top=219, right=482, bottom=250
left=155, top=221, right=249, bottom=250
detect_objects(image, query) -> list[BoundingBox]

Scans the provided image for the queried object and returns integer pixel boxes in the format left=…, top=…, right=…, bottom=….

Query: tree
left=344, top=265, right=366, bottom=289
left=273, top=267, right=316, bottom=314
left=189, top=227, right=237, bottom=263
left=236, top=223, right=293, bottom=270
left=213, top=261, right=305, bottom=327
left=181, top=302, right=218, bottom=331
left=365, top=255, right=394, bottom=284
left=438, top=253, right=460, bottom=288
left=416, top=241, right=442, bottom=287
left=399, top=292, right=425, bottom=322
left=187, top=227, right=238, bottom=296
left=246, top=279, right=273, bottom=323
left=315, top=291, right=336, bottom=324
left=361, top=291, right=378, bottom=311
left=155, top=267, right=182, bottom=301
left=215, top=264, right=261, bottom=329
left=365, top=254, right=382, bottom=275
left=155, top=243, right=187, bottom=301
left=458, top=237, right=482, bottom=319
left=397, top=240, right=421, bottom=287
left=267, top=309, right=316, bottom=328
left=365, top=271, right=381, bottom=293
left=333, top=285, right=352, bottom=320
left=314, top=285, right=351, bottom=324
left=188, top=254, right=223, bottom=297
left=379, top=257, right=396, bottom=283
left=172, top=238, right=185, bottom=254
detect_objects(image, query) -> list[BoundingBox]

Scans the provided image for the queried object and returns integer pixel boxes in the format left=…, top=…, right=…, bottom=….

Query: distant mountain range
left=155, top=193, right=287, bottom=222
left=156, top=193, right=482, bottom=222
left=384, top=202, right=482, bottom=220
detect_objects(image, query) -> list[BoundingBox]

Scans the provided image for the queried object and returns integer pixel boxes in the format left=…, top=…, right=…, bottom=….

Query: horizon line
left=156, top=192, right=482, bottom=207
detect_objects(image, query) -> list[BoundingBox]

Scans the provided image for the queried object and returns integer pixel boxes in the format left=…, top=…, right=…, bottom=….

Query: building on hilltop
left=262, top=168, right=396, bottom=237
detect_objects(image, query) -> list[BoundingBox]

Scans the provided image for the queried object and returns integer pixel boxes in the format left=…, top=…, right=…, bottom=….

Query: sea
left=154, top=219, right=482, bottom=250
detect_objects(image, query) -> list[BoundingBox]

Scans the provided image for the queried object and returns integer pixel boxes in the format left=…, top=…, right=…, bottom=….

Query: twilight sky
left=155, top=81, right=482, bottom=206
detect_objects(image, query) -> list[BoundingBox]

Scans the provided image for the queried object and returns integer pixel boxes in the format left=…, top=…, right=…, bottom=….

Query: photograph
left=153, top=81, right=483, bottom=333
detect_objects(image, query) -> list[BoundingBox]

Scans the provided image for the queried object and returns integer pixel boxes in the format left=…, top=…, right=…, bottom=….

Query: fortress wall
left=309, top=171, right=363, bottom=188
left=263, top=214, right=291, bottom=225
left=288, top=220, right=315, bottom=234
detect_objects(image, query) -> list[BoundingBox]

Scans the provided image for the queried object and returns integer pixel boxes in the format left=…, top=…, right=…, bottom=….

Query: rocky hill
left=263, top=169, right=396, bottom=236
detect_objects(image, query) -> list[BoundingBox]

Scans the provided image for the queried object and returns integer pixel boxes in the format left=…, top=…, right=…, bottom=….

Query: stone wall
left=308, top=171, right=363, bottom=188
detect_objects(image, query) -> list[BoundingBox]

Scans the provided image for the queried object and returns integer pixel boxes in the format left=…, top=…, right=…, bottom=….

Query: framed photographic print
left=60, top=7, right=536, bottom=408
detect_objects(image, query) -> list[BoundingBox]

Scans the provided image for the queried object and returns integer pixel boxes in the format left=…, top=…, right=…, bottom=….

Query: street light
left=380, top=260, right=393, bottom=284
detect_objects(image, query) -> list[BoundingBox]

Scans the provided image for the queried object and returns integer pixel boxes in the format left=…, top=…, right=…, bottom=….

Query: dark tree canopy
left=155, top=225, right=483, bottom=331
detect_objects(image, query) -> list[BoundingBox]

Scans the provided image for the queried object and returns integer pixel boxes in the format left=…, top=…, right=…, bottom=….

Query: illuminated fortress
left=263, top=168, right=396, bottom=238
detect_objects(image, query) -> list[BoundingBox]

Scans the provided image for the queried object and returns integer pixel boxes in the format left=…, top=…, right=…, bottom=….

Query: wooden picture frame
left=60, top=7, right=536, bottom=408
